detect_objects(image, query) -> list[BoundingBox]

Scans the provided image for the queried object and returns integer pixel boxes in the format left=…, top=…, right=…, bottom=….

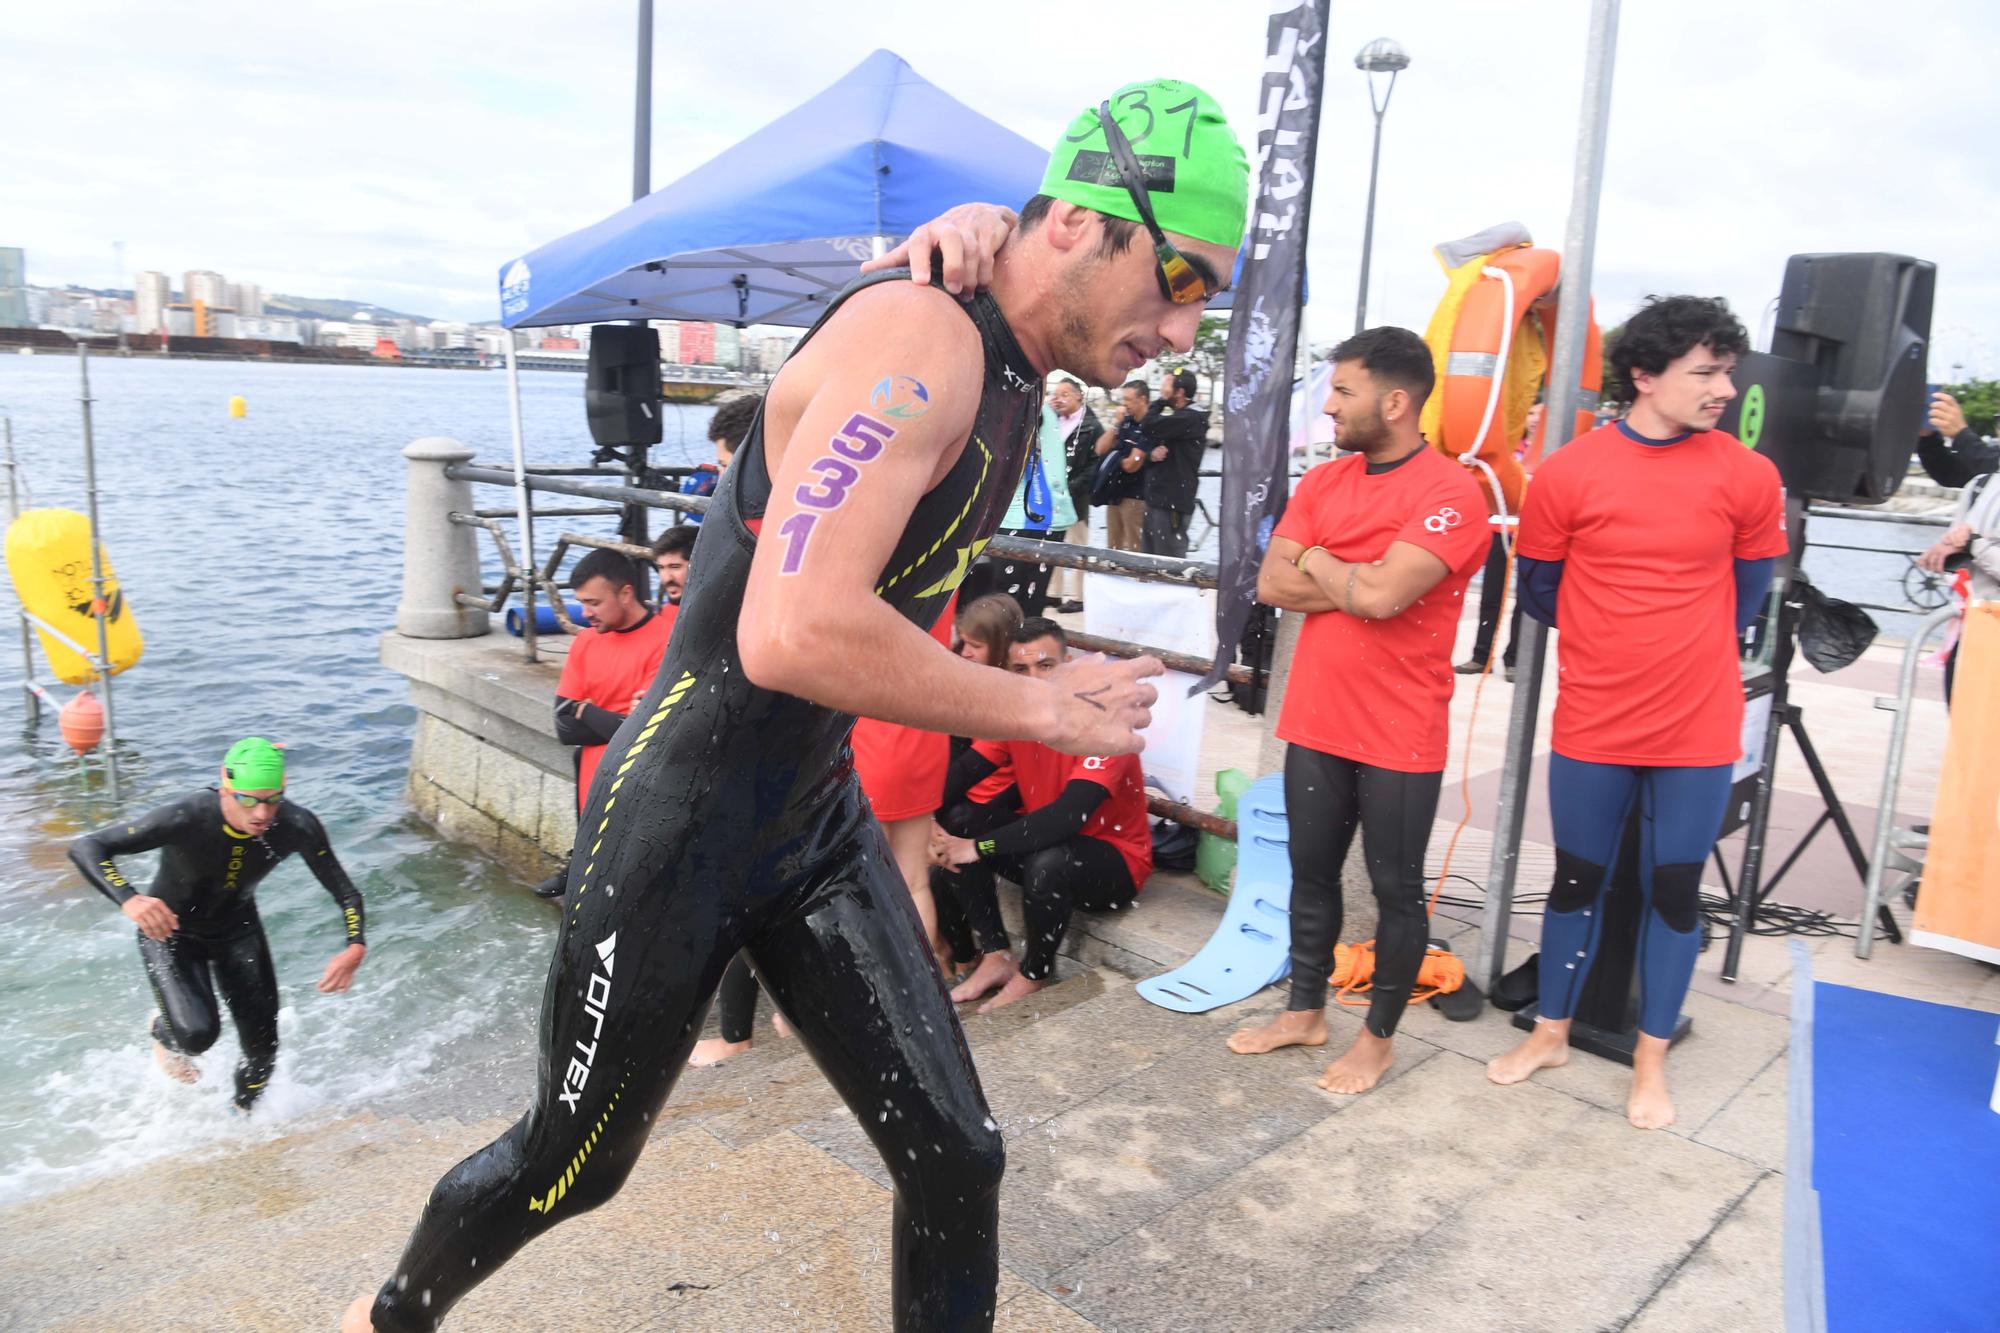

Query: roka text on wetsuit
left=69, top=790, right=365, bottom=1108
left=364, top=269, right=1039, bottom=1332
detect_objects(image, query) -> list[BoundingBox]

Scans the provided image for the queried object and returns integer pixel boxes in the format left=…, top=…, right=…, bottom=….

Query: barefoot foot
left=770, top=1010, right=793, bottom=1040
left=1486, top=1020, right=1571, bottom=1086
left=976, top=971, right=1048, bottom=1013
left=1626, top=1034, right=1675, bottom=1130
left=341, top=1293, right=377, bottom=1332
left=949, top=950, right=1018, bottom=1005
left=686, top=1036, right=751, bottom=1068
left=1226, top=1008, right=1328, bottom=1055
left=1316, top=1030, right=1396, bottom=1095
left=153, top=1040, right=199, bottom=1084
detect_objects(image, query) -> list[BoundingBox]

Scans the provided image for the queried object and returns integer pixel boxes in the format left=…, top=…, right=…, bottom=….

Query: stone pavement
left=3, top=600, right=1988, bottom=1331
left=5, top=843, right=1987, bottom=1332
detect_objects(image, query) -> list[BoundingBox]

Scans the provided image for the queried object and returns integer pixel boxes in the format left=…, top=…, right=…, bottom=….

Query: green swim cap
left=224, top=737, right=285, bottom=790
left=1040, top=80, right=1249, bottom=249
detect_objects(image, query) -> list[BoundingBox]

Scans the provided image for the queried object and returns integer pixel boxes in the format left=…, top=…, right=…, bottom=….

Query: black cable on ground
left=1698, top=890, right=1860, bottom=941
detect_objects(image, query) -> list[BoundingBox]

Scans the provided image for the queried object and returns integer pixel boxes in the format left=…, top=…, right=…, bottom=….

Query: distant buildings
left=0, top=249, right=794, bottom=369
left=182, top=270, right=229, bottom=310
left=0, top=247, right=27, bottom=326
left=134, top=271, right=170, bottom=333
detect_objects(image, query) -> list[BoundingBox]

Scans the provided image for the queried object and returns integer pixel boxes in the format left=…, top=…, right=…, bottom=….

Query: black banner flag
left=1197, top=0, right=1330, bottom=694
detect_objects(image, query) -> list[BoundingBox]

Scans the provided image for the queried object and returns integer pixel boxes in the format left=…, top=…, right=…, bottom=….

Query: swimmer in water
left=67, top=737, right=366, bottom=1111
left=346, top=80, right=1246, bottom=1332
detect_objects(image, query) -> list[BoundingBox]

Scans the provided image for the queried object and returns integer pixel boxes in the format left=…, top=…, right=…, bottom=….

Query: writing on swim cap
left=1040, top=79, right=1249, bottom=249
left=223, top=736, right=286, bottom=789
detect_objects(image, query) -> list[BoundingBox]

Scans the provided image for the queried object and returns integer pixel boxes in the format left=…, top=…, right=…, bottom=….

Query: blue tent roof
left=498, top=50, right=1050, bottom=329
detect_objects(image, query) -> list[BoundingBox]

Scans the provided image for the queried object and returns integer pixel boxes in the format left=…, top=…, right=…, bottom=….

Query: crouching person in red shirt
left=932, top=617, right=1153, bottom=1012
left=1227, top=327, right=1488, bottom=1094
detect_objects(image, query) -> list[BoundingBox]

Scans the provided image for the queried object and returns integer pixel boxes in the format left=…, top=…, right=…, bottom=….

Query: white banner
left=1084, top=576, right=1212, bottom=803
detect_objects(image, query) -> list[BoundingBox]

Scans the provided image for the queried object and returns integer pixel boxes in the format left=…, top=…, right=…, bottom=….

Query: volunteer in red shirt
left=932, top=618, right=1152, bottom=1012
left=851, top=596, right=960, bottom=956
left=1226, top=326, right=1488, bottom=1096
left=533, top=548, right=675, bottom=898
left=1487, top=295, right=1785, bottom=1131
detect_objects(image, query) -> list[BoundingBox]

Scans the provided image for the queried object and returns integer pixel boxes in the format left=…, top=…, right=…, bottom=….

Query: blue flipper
left=1136, top=772, right=1292, bottom=1013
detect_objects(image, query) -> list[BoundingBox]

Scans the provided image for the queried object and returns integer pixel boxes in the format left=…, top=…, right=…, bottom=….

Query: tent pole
left=632, top=0, right=653, bottom=204
left=1477, top=0, right=1621, bottom=992
left=78, top=346, right=121, bottom=802
left=620, top=0, right=657, bottom=566
left=5, top=417, right=39, bottom=722
left=505, top=336, right=539, bottom=665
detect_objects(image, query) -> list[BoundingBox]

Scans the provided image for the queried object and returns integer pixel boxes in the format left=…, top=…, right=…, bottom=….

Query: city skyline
left=4, top=247, right=802, bottom=370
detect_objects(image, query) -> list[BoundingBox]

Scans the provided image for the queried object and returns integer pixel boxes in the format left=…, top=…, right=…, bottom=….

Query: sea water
left=0, top=355, right=715, bottom=1204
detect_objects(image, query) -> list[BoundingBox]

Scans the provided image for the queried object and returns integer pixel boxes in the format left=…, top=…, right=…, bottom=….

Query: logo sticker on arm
left=777, top=391, right=922, bottom=576
left=871, top=375, right=931, bottom=420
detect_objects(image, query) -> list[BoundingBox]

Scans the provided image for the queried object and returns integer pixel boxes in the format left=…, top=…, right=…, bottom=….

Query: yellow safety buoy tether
left=229, top=395, right=247, bottom=418
left=4, top=509, right=144, bottom=684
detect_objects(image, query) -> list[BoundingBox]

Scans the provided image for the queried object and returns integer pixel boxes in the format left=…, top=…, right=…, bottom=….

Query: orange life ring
left=1421, top=239, right=1603, bottom=517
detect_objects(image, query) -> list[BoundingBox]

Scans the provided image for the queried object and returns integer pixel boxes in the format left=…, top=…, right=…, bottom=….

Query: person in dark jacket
left=1141, top=368, right=1210, bottom=557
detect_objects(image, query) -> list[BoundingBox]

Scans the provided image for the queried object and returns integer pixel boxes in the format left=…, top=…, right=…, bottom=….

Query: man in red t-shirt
left=932, top=618, right=1153, bottom=1012
left=1224, top=324, right=1496, bottom=1088
left=1487, top=296, right=1785, bottom=1131
left=532, top=548, right=676, bottom=898
left=1225, top=326, right=1488, bottom=1095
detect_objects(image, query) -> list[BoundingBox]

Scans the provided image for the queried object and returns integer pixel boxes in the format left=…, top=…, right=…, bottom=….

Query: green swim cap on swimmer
left=1040, top=79, right=1249, bottom=249
left=223, top=736, right=286, bottom=790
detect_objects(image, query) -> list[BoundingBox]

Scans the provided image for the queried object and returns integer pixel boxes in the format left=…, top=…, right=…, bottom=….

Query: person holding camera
left=1916, top=390, right=1997, bottom=489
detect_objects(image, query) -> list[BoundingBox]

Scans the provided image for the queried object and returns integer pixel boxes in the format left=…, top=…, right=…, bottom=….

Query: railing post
left=397, top=438, right=490, bottom=639
left=4, top=417, right=36, bottom=720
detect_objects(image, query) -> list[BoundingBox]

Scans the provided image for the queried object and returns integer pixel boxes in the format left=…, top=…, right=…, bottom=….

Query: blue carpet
left=1812, top=982, right=2000, bottom=1332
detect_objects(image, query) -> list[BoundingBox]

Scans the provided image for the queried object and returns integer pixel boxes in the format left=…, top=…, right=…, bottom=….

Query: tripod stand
left=1717, top=569, right=1902, bottom=981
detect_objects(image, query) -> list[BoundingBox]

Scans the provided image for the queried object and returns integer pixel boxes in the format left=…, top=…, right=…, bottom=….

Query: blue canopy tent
left=497, top=49, right=1051, bottom=330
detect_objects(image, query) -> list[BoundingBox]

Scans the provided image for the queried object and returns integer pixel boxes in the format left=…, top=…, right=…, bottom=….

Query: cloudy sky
left=5, top=1, right=1995, bottom=375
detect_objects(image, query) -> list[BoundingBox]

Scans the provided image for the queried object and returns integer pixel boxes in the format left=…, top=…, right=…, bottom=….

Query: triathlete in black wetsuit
left=350, top=81, right=1247, bottom=1332
left=68, top=738, right=366, bottom=1110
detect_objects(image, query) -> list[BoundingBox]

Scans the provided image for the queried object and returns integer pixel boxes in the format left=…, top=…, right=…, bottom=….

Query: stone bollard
left=396, top=437, right=490, bottom=639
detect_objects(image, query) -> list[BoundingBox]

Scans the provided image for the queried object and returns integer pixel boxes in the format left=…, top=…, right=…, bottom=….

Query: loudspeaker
left=586, top=326, right=663, bottom=448
left=1764, top=252, right=1933, bottom=503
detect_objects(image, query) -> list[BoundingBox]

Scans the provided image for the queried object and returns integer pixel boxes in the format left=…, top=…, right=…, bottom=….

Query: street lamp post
left=1353, top=37, right=1410, bottom=335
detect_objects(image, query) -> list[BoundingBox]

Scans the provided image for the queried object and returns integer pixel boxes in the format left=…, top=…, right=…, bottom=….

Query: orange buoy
left=59, top=691, right=105, bottom=754
left=1420, top=233, right=1603, bottom=516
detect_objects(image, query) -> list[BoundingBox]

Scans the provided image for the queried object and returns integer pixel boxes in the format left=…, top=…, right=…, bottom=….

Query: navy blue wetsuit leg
left=1539, top=755, right=1732, bottom=1037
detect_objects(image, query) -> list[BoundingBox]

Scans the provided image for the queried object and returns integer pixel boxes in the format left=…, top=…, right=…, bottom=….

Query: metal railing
left=1856, top=603, right=1958, bottom=958
left=1802, top=502, right=1953, bottom=620
left=4, top=353, right=126, bottom=798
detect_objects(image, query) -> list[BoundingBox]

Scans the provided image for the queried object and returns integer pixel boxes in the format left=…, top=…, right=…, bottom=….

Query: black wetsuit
left=368, top=271, right=1040, bottom=1333
left=68, top=790, right=365, bottom=1109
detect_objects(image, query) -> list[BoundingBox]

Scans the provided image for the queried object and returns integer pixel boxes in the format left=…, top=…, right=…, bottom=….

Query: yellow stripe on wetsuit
left=571, top=670, right=697, bottom=918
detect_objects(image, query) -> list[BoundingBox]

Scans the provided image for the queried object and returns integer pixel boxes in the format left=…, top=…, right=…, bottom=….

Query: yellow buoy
left=3, top=509, right=144, bottom=684
left=229, top=395, right=247, bottom=418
